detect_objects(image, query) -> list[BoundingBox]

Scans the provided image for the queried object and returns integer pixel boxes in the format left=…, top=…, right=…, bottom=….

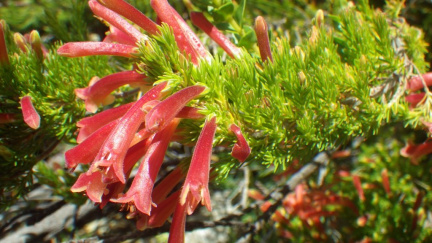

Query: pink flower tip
left=20, top=96, right=41, bottom=129
left=230, top=124, right=251, bottom=163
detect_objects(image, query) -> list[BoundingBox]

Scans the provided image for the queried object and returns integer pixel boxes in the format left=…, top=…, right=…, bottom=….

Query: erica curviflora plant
left=53, top=0, right=431, bottom=240
left=58, top=0, right=251, bottom=238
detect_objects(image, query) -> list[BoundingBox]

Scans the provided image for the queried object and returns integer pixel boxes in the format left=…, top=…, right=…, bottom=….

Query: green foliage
left=137, top=0, right=427, bottom=177
left=34, top=160, right=86, bottom=205
left=325, top=126, right=432, bottom=241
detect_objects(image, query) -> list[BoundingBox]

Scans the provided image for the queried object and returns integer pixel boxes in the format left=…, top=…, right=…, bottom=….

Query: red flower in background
left=249, top=183, right=357, bottom=240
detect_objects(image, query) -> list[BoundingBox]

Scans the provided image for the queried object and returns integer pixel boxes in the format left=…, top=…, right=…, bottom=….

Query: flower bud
left=315, top=10, right=324, bottom=28
left=254, top=16, right=273, bottom=62
left=30, top=30, right=43, bottom=60
left=14, top=33, right=28, bottom=53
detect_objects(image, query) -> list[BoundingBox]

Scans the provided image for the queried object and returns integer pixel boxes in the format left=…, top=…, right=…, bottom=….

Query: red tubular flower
left=20, top=96, right=40, bottom=129
left=97, top=0, right=159, bottom=35
left=100, top=181, right=126, bottom=208
left=180, top=116, right=217, bottom=214
left=76, top=102, right=134, bottom=143
left=381, top=169, right=391, bottom=196
left=57, top=42, right=137, bottom=58
left=90, top=82, right=167, bottom=183
left=89, top=0, right=146, bottom=43
left=0, top=21, right=9, bottom=65
left=121, top=136, right=155, bottom=178
left=168, top=198, right=188, bottom=243
left=143, top=190, right=180, bottom=230
left=405, top=92, right=425, bottom=108
left=151, top=0, right=211, bottom=64
left=230, top=124, right=251, bottom=163
left=412, top=192, right=424, bottom=231
left=190, top=12, right=241, bottom=59
left=112, top=119, right=180, bottom=215
left=406, top=72, right=432, bottom=92
left=103, top=25, right=136, bottom=45
left=352, top=175, right=365, bottom=202
left=145, top=85, right=206, bottom=133
left=75, top=71, right=147, bottom=113
left=176, top=106, right=205, bottom=119
left=254, top=16, right=273, bottom=62
left=152, top=167, right=185, bottom=204
left=65, top=120, right=119, bottom=169
left=400, top=140, right=432, bottom=164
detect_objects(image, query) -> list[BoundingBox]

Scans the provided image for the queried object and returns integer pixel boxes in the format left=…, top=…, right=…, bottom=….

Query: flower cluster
left=249, top=183, right=356, bottom=240
left=58, top=0, right=254, bottom=240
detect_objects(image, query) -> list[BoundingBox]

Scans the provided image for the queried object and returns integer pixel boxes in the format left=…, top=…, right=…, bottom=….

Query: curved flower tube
left=352, top=175, right=365, bottom=202
left=103, top=25, right=136, bottom=45
left=405, top=92, right=425, bottom=108
left=145, top=85, right=206, bottom=133
left=76, top=102, right=134, bottom=143
left=151, top=0, right=211, bottom=64
left=190, top=12, right=241, bottom=59
left=20, top=96, right=40, bottom=129
left=65, top=119, right=119, bottom=169
left=400, top=140, right=432, bottom=164
left=168, top=197, right=188, bottom=243
left=381, top=169, right=391, bottom=196
left=139, top=190, right=181, bottom=230
left=179, top=116, right=217, bottom=214
left=57, top=42, right=138, bottom=58
left=75, top=71, right=147, bottom=113
left=152, top=167, right=185, bottom=204
left=406, top=72, right=432, bottom=92
left=89, top=0, right=146, bottom=43
left=97, top=0, right=159, bottom=35
left=230, top=124, right=251, bottom=163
